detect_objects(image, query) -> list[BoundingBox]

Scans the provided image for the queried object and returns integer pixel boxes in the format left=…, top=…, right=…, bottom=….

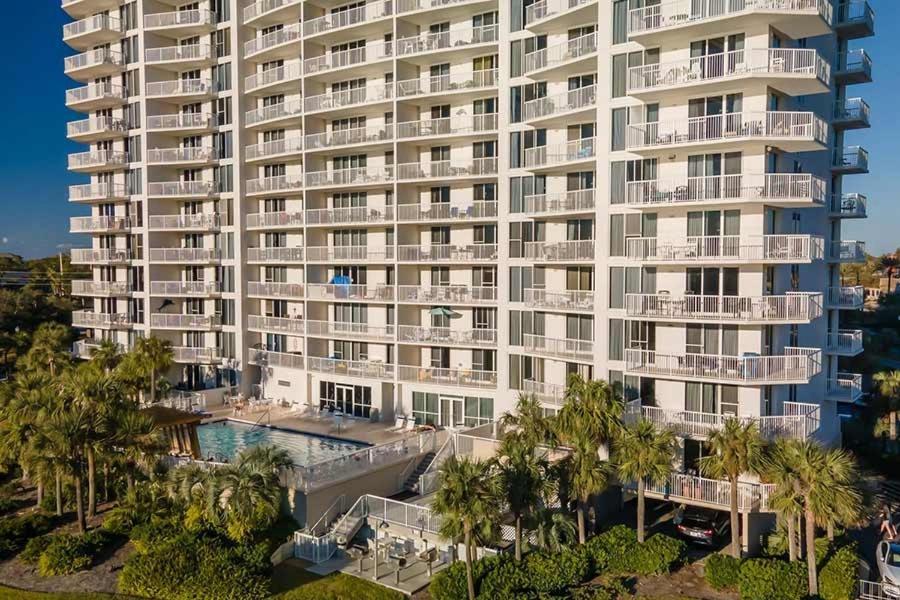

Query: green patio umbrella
left=429, top=306, right=462, bottom=319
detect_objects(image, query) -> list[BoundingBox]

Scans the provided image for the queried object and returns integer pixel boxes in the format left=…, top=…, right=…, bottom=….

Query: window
left=215, top=98, right=232, bottom=126
left=212, top=63, right=231, bottom=91
left=464, top=396, right=493, bottom=426
left=413, top=392, right=439, bottom=425
left=214, top=28, right=231, bottom=58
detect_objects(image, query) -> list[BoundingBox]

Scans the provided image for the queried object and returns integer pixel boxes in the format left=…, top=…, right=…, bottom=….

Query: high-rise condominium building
left=65, top=0, right=872, bottom=495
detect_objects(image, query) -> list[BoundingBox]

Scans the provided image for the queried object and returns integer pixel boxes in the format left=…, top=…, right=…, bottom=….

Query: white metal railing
left=306, top=320, right=394, bottom=340
left=305, top=125, right=393, bottom=150
left=67, top=116, right=127, bottom=138
left=625, top=292, right=823, bottom=323
left=246, top=98, right=303, bottom=127
left=173, top=346, right=223, bottom=364
left=146, top=113, right=213, bottom=131
left=397, top=0, right=483, bottom=12
left=70, top=216, right=131, bottom=233
left=397, top=244, right=498, bottom=262
left=72, top=280, right=132, bottom=296
left=245, top=61, right=303, bottom=91
left=66, top=82, right=126, bottom=106
left=828, top=373, right=863, bottom=404
left=248, top=315, right=306, bottom=335
left=827, top=329, right=863, bottom=354
left=523, top=379, right=568, bottom=407
left=627, top=173, right=826, bottom=206
left=147, top=147, right=216, bottom=164
left=525, top=32, right=597, bottom=73
left=70, top=248, right=131, bottom=264
left=307, top=356, right=394, bottom=379
left=397, top=70, right=498, bottom=97
left=830, top=192, right=867, bottom=218
left=397, top=114, right=497, bottom=138
left=829, top=240, right=866, bottom=262
left=524, top=288, right=594, bottom=311
left=857, top=580, right=894, bottom=600
left=305, top=83, right=393, bottom=112
left=63, top=14, right=122, bottom=40
left=397, top=202, right=497, bottom=222
left=247, top=211, right=304, bottom=228
left=523, top=239, right=595, bottom=261
left=304, top=0, right=393, bottom=36
left=523, top=190, right=595, bottom=215
left=397, top=285, right=497, bottom=304
left=65, top=48, right=123, bottom=73
left=145, top=78, right=212, bottom=98
left=524, top=334, right=593, bottom=360
left=626, top=111, right=827, bottom=150
left=147, top=213, right=219, bottom=230
left=626, top=234, right=824, bottom=263
left=147, top=181, right=215, bottom=197
left=246, top=247, right=305, bottom=263
left=628, top=0, right=832, bottom=35
left=525, top=0, right=595, bottom=25
left=397, top=158, right=498, bottom=180
left=245, top=137, right=303, bottom=160
left=248, top=281, right=305, bottom=298
left=306, top=246, right=394, bottom=262
left=524, top=138, right=595, bottom=168
left=150, top=313, right=221, bottom=330
left=625, top=348, right=821, bottom=383
left=305, top=205, right=393, bottom=225
left=148, top=247, right=221, bottom=262
left=306, top=283, right=394, bottom=301
left=72, top=311, right=132, bottom=328
left=244, top=0, right=302, bottom=22
left=397, top=365, right=497, bottom=389
left=835, top=97, right=870, bottom=124
left=628, top=472, right=774, bottom=511
left=150, top=281, right=221, bottom=296
left=244, top=23, right=301, bottom=56
left=145, top=44, right=211, bottom=64
left=68, top=150, right=128, bottom=170
left=524, top=86, right=596, bottom=121
left=249, top=348, right=305, bottom=370
left=144, top=9, right=215, bottom=29
left=397, top=25, right=498, bottom=56
left=628, top=48, right=829, bottom=93
left=305, top=166, right=394, bottom=188
left=68, top=183, right=126, bottom=202
left=246, top=175, right=304, bottom=195
left=826, top=286, right=864, bottom=309
left=397, top=326, right=497, bottom=346
left=303, top=41, right=392, bottom=75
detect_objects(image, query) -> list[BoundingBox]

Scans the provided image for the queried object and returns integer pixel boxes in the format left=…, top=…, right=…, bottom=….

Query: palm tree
left=495, top=435, right=551, bottom=560
left=699, top=419, right=764, bottom=558
left=432, top=456, right=501, bottom=600
left=559, top=429, right=611, bottom=544
left=114, top=351, right=148, bottom=406
left=557, top=373, right=623, bottom=446
left=90, top=339, right=122, bottom=373
left=531, top=508, right=577, bottom=553
left=874, top=370, right=900, bottom=446
left=22, top=322, right=71, bottom=377
left=133, top=337, right=174, bottom=406
left=113, top=409, right=166, bottom=496
left=615, top=419, right=676, bottom=542
left=44, top=406, right=92, bottom=533
left=498, top=393, right=556, bottom=447
left=880, top=254, right=899, bottom=294
left=763, top=439, right=805, bottom=562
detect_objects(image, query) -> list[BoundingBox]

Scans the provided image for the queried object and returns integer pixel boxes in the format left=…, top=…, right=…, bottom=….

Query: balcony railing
left=147, top=147, right=216, bottom=165
left=64, top=48, right=123, bottom=74
left=147, top=214, right=220, bottom=230
left=306, top=246, right=394, bottom=262
left=306, top=320, right=394, bottom=340
left=524, top=334, right=593, bottom=361
left=625, top=292, right=823, bottom=323
left=397, top=202, right=497, bottom=222
left=829, top=240, right=866, bottom=263
left=626, top=235, right=824, bottom=263
left=68, top=150, right=128, bottom=171
left=72, top=280, right=132, bottom=296
left=145, top=78, right=213, bottom=98
left=144, top=9, right=215, bottom=29
left=303, top=41, right=392, bottom=75
left=397, top=158, right=498, bottom=180
left=150, top=313, right=222, bottom=330
left=245, top=61, right=303, bottom=92
left=396, top=25, right=498, bottom=56
left=146, top=113, right=214, bottom=131
left=70, top=248, right=131, bottom=264
left=243, top=0, right=303, bottom=23
left=628, top=48, right=829, bottom=93
left=244, top=23, right=301, bottom=57
left=397, top=365, right=497, bottom=389
left=524, top=86, right=597, bottom=121
left=246, top=98, right=303, bottom=127
left=525, top=0, right=595, bottom=26
left=626, top=173, right=827, bottom=207
left=396, top=114, right=497, bottom=139
left=523, top=379, right=568, bottom=407
left=826, top=286, right=864, bottom=310
left=150, top=281, right=221, bottom=296
left=249, top=349, right=305, bottom=370
left=628, top=472, right=774, bottom=512
left=628, top=0, right=832, bottom=36
left=523, top=190, right=595, bottom=215
left=304, top=0, right=393, bottom=36
left=63, top=14, right=122, bottom=42
left=308, top=357, right=394, bottom=380
left=625, top=347, right=822, bottom=384
left=246, top=247, right=305, bottom=263
left=66, top=82, right=126, bottom=107
left=248, top=315, right=306, bottom=335
left=830, top=193, right=867, bottom=218
left=305, top=206, right=393, bottom=226
left=626, top=111, right=827, bottom=150
left=248, top=281, right=305, bottom=298
left=833, top=146, right=869, bottom=173
left=72, top=311, right=132, bottom=328
left=67, top=116, right=127, bottom=139
left=397, top=0, right=485, bottom=13
left=524, top=32, right=597, bottom=73
left=835, top=0, right=874, bottom=34
left=247, top=211, right=304, bottom=229
left=304, top=83, right=393, bottom=113
left=246, top=175, right=304, bottom=195
left=173, top=346, right=224, bottom=364
left=70, top=215, right=132, bottom=233
left=397, top=70, right=498, bottom=97
left=396, top=285, right=497, bottom=305
left=524, top=138, right=595, bottom=168
left=307, top=284, right=394, bottom=302
left=836, top=49, right=872, bottom=81
left=305, top=166, right=394, bottom=188
left=148, top=248, right=221, bottom=263
left=397, top=326, right=497, bottom=346
left=245, top=137, right=304, bottom=161
left=523, top=239, right=595, bottom=261
left=828, top=373, right=864, bottom=404
left=305, top=125, right=392, bottom=150
left=145, top=44, right=212, bottom=65
left=524, top=288, right=594, bottom=311
left=68, top=182, right=127, bottom=203
left=147, top=181, right=215, bottom=197
left=834, top=97, right=871, bottom=127
left=827, top=329, right=864, bottom=355
left=397, top=244, right=498, bottom=262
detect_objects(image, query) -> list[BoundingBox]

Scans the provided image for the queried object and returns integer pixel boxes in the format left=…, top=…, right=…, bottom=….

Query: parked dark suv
left=676, top=507, right=729, bottom=546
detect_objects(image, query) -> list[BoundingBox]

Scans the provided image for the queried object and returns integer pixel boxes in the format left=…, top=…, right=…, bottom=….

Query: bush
left=739, top=558, right=808, bottom=600
left=129, top=518, right=182, bottom=554
left=0, top=497, right=21, bottom=516
left=704, top=553, right=741, bottom=590
left=19, top=535, right=54, bottom=565
left=820, top=544, right=860, bottom=600
left=0, top=512, right=57, bottom=559
left=635, top=534, right=686, bottom=575
left=35, top=530, right=115, bottom=576
left=586, top=525, right=684, bottom=576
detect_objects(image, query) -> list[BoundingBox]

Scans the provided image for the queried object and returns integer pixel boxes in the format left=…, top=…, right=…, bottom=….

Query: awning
left=429, top=307, right=462, bottom=318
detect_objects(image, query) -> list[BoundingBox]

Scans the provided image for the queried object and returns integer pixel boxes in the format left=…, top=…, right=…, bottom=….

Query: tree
left=531, top=508, right=577, bottom=553
left=763, top=439, right=805, bottom=562
left=557, top=373, right=623, bottom=447
left=432, top=456, right=501, bottom=600
left=498, top=393, right=556, bottom=447
left=615, top=419, right=676, bottom=542
left=21, top=322, right=71, bottom=377
left=874, top=370, right=900, bottom=446
left=114, top=351, right=148, bottom=406
left=880, top=254, right=899, bottom=294
left=557, top=429, right=611, bottom=544
left=90, top=339, right=122, bottom=374
left=133, top=337, right=174, bottom=406
left=113, top=409, right=166, bottom=496
left=44, top=406, right=92, bottom=533
left=699, top=419, right=764, bottom=558
left=495, top=435, right=551, bottom=560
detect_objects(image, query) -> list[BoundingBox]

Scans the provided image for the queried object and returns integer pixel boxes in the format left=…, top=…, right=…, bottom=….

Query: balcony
left=826, top=329, right=864, bottom=356
left=68, top=183, right=127, bottom=204
left=305, top=83, right=394, bottom=114
left=829, top=193, right=867, bottom=219
left=144, top=44, right=213, bottom=70
left=308, top=357, right=394, bottom=380
left=523, top=240, right=595, bottom=262
left=826, top=286, right=864, bottom=310
left=523, top=86, right=597, bottom=125
left=628, top=473, right=774, bottom=512
left=397, top=244, right=498, bottom=263
left=307, top=284, right=394, bottom=302
left=173, top=346, right=224, bottom=365
left=65, top=82, right=126, bottom=111
left=248, top=315, right=306, bottom=336
left=64, top=48, right=123, bottom=81
left=626, top=235, right=824, bottom=265
left=524, top=334, right=593, bottom=362
left=397, top=70, right=498, bottom=99
left=147, top=181, right=216, bottom=198
left=305, top=166, right=394, bottom=189
left=396, top=115, right=497, bottom=141
left=396, top=25, right=499, bottom=58
left=523, top=190, right=595, bottom=217
left=832, top=146, right=869, bottom=174
left=627, top=0, right=832, bottom=41
left=67, top=116, right=127, bottom=143
left=307, top=320, right=394, bottom=341
left=246, top=138, right=303, bottom=162
left=304, top=0, right=393, bottom=37
left=828, top=373, right=864, bottom=404
left=145, top=78, right=214, bottom=100
left=626, top=173, right=825, bottom=208
left=62, top=0, right=122, bottom=19
left=396, top=0, right=489, bottom=14
left=71, top=280, right=132, bottom=296
left=397, top=365, right=496, bottom=389
left=70, top=215, right=132, bottom=234
left=524, top=288, right=594, bottom=312
left=72, top=311, right=132, bottom=329
left=247, top=211, right=304, bottom=229
left=524, top=33, right=597, bottom=76
left=246, top=247, right=305, bottom=263
left=523, top=379, right=567, bottom=408
left=397, top=285, right=497, bottom=305
left=147, top=147, right=217, bottom=166
left=146, top=113, right=215, bottom=133
left=397, top=159, right=498, bottom=182
left=72, top=338, right=111, bottom=359
left=627, top=48, right=830, bottom=98
left=305, top=206, right=392, bottom=227
left=625, top=292, right=823, bottom=324
left=307, top=246, right=394, bottom=262
left=147, top=213, right=220, bottom=231
left=625, top=348, right=822, bottom=385
left=303, top=42, right=393, bottom=77
left=246, top=98, right=303, bottom=129
left=144, top=10, right=216, bottom=35
left=248, top=282, right=305, bottom=299
left=70, top=248, right=131, bottom=265
left=149, top=281, right=221, bottom=297
left=243, top=0, right=303, bottom=27
left=626, top=111, right=827, bottom=153
left=524, top=138, right=595, bottom=170
left=63, top=14, right=122, bottom=50
left=398, top=326, right=497, bottom=347
left=148, top=248, right=221, bottom=263
left=834, top=0, right=874, bottom=39
left=249, top=349, right=305, bottom=371
left=306, top=125, right=392, bottom=152
left=244, top=23, right=301, bottom=60
left=525, top=0, right=597, bottom=32
left=835, top=49, right=872, bottom=84
left=68, top=150, right=128, bottom=173
left=828, top=240, right=866, bottom=263
left=246, top=175, right=304, bottom=196
left=624, top=400, right=821, bottom=441
left=150, top=313, right=222, bottom=330
left=396, top=201, right=497, bottom=223
left=833, top=97, right=870, bottom=130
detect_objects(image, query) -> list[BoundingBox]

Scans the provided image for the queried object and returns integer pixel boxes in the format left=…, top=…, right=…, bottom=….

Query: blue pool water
left=197, top=420, right=365, bottom=466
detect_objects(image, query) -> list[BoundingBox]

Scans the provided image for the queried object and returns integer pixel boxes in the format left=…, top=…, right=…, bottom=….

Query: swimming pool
left=197, top=420, right=366, bottom=466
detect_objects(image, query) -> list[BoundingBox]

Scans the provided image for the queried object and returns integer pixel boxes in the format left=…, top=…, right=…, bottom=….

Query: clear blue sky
left=0, top=1, right=896, bottom=258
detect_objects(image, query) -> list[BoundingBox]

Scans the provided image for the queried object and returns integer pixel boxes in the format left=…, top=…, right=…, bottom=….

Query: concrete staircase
left=404, top=451, right=437, bottom=493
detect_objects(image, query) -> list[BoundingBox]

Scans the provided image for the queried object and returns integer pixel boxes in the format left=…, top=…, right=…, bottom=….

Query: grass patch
left=0, top=586, right=123, bottom=599
left=275, top=572, right=404, bottom=600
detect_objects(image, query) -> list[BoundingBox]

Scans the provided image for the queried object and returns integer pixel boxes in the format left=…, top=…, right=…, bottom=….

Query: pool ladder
left=248, top=408, right=272, bottom=432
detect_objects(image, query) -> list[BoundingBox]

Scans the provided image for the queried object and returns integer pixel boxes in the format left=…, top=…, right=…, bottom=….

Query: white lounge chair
left=388, top=416, right=407, bottom=432
left=404, top=418, right=418, bottom=432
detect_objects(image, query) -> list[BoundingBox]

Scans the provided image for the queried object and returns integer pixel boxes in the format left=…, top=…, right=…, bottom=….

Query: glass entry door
left=440, top=395, right=465, bottom=428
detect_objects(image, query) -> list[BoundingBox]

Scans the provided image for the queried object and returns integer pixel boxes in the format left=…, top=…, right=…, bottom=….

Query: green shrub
left=19, top=535, right=54, bottom=565
left=635, top=533, right=686, bottom=575
left=129, top=518, right=182, bottom=554
left=704, top=553, right=741, bottom=590
left=820, top=544, right=859, bottom=600
left=0, top=497, right=21, bottom=516
left=0, top=512, right=57, bottom=559
left=38, top=535, right=95, bottom=576
left=739, top=558, right=808, bottom=600
left=585, top=525, right=683, bottom=576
